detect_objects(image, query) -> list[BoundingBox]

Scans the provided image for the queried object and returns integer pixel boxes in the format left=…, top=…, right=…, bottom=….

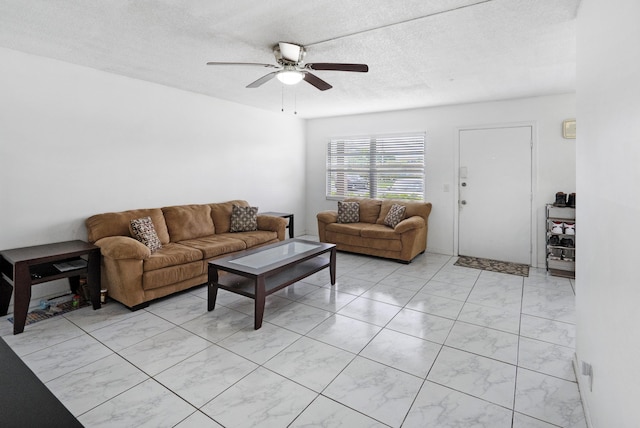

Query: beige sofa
left=317, top=198, right=432, bottom=263
left=86, top=200, right=286, bottom=309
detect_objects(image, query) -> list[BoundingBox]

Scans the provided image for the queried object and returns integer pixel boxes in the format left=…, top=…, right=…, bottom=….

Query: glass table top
left=228, top=241, right=322, bottom=269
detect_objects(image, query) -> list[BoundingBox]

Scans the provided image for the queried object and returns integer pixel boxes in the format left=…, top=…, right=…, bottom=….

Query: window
left=326, top=133, right=425, bottom=200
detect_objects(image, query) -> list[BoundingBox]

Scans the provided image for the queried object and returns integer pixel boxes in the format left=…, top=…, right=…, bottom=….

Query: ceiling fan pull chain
left=281, top=85, right=284, bottom=112
left=294, top=88, right=297, bottom=115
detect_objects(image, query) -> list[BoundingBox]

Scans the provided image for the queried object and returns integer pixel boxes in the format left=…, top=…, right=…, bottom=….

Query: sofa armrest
left=257, top=215, right=287, bottom=241
left=317, top=210, right=338, bottom=224
left=317, top=210, right=338, bottom=243
left=94, top=236, right=151, bottom=260
left=394, top=216, right=425, bottom=234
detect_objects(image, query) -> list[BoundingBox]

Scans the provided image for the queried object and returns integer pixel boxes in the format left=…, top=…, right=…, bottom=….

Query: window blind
left=326, top=133, right=425, bottom=200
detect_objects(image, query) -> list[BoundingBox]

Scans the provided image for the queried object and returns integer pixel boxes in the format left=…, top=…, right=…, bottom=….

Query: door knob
left=461, top=182, right=467, bottom=187
left=460, top=200, right=467, bottom=205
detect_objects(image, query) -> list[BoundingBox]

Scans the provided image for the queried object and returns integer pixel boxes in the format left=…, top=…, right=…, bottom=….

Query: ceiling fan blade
left=305, top=63, right=369, bottom=72
left=206, top=62, right=279, bottom=68
left=303, top=72, right=332, bottom=91
left=246, top=72, right=278, bottom=88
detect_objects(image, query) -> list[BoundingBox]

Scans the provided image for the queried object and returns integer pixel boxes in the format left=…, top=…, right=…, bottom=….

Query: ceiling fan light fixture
left=277, top=70, right=304, bottom=85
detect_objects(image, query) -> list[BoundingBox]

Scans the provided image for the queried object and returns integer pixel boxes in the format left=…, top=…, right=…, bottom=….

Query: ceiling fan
left=206, top=42, right=368, bottom=91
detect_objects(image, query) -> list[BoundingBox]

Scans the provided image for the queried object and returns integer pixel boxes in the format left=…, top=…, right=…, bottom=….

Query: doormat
left=7, top=300, right=90, bottom=327
left=455, top=255, right=529, bottom=277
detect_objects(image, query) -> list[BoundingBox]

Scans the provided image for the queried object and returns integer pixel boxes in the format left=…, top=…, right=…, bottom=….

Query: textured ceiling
left=0, top=0, right=580, bottom=118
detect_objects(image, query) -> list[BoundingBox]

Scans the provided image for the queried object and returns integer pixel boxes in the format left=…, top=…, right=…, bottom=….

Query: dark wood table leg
left=12, top=262, right=31, bottom=335
left=88, top=249, right=101, bottom=310
left=207, top=265, right=219, bottom=312
left=288, top=215, right=294, bottom=239
left=254, top=276, right=266, bottom=329
left=330, top=247, right=337, bottom=285
left=0, top=276, right=12, bottom=316
left=68, top=276, right=80, bottom=295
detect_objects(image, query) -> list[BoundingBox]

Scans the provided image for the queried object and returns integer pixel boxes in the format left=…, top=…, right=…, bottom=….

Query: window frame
left=326, top=132, right=426, bottom=201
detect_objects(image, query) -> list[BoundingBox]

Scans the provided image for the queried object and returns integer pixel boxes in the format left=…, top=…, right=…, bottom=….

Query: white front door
left=458, top=126, right=532, bottom=265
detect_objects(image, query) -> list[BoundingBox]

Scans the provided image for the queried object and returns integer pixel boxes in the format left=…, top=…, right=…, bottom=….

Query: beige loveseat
left=86, top=200, right=286, bottom=309
left=317, top=198, right=432, bottom=263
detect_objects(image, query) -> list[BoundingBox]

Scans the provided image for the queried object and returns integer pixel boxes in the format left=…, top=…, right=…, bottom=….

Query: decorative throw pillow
left=384, top=204, right=406, bottom=228
left=230, top=205, right=258, bottom=232
left=337, top=201, right=359, bottom=223
left=130, top=216, right=162, bottom=252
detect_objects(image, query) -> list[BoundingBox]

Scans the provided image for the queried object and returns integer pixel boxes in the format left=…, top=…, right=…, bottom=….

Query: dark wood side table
left=259, top=211, right=294, bottom=239
left=0, top=240, right=101, bottom=334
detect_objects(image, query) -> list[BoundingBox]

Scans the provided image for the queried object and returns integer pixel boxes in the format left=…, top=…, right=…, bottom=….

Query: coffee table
left=207, top=239, right=336, bottom=329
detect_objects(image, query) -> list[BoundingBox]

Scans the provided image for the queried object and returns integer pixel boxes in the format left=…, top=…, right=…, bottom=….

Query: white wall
left=305, top=94, right=576, bottom=265
left=576, top=1, right=640, bottom=426
left=0, top=47, right=306, bottom=304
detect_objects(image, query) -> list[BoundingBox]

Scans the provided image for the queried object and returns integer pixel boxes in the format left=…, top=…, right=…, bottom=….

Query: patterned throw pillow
left=230, top=205, right=258, bottom=232
left=337, top=201, right=359, bottom=223
left=384, top=204, right=406, bottom=228
left=130, top=216, right=162, bottom=252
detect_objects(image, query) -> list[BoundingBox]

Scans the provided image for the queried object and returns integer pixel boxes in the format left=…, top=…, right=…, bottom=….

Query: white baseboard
left=573, top=353, right=594, bottom=428
left=424, top=247, right=453, bottom=256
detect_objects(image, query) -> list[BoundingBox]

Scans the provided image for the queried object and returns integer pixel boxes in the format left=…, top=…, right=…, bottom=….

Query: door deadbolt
left=461, top=182, right=467, bottom=187
left=460, top=200, right=467, bottom=205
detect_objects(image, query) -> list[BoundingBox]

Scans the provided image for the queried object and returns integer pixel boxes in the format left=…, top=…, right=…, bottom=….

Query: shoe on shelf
left=551, top=221, right=564, bottom=234
left=548, top=248, right=563, bottom=260
left=560, top=238, right=574, bottom=248
left=553, top=192, right=567, bottom=207
left=567, top=193, right=576, bottom=208
left=548, top=235, right=560, bottom=246
left=564, top=222, right=575, bottom=235
left=562, top=247, right=575, bottom=261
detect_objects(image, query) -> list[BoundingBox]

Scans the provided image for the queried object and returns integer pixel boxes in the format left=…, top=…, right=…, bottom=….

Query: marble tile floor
left=0, top=240, right=584, bottom=428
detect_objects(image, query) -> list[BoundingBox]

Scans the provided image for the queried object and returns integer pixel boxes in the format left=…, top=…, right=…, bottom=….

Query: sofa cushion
left=210, top=200, right=250, bottom=233
left=377, top=200, right=432, bottom=224
left=345, top=198, right=382, bottom=223
left=218, top=231, right=278, bottom=248
left=162, top=204, right=215, bottom=242
left=142, top=243, right=203, bottom=271
left=407, top=202, right=432, bottom=222
left=230, top=205, right=258, bottom=232
left=142, top=261, right=204, bottom=291
left=178, top=235, right=247, bottom=259
left=384, top=204, right=406, bottom=228
left=86, top=208, right=170, bottom=244
left=325, top=222, right=366, bottom=236
left=337, top=201, right=359, bottom=223
left=360, top=224, right=402, bottom=240
left=129, top=217, right=162, bottom=253
left=326, top=230, right=402, bottom=251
